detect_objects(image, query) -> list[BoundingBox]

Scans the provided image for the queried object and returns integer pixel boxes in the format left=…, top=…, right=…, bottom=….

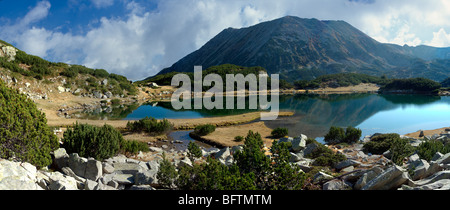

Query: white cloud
left=426, top=28, right=450, bottom=48
left=90, top=0, right=114, bottom=9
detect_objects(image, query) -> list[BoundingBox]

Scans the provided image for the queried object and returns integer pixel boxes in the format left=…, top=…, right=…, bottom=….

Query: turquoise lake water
left=80, top=94, right=450, bottom=141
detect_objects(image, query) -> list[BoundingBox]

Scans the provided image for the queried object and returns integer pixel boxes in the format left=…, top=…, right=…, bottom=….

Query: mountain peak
left=155, top=16, right=450, bottom=82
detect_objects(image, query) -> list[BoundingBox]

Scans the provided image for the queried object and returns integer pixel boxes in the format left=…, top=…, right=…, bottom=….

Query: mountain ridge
left=153, top=16, right=450, bottom=82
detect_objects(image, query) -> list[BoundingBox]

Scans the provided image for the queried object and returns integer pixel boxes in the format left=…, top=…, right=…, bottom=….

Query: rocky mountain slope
left=154, top=16, right=450, bottom=82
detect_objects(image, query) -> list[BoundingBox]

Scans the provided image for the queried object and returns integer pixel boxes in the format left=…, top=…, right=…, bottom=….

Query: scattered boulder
left=292, top=134, right=307, bottom=152
left=361, top=165, right=411, bottom=190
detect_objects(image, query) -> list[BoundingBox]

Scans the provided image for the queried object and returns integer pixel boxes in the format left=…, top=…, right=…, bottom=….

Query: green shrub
left=62, top=123, right=123, bottom=160
left=304, top=140, right=346, bottom=167
left=363, top=133, right=400, bottom=154
left=324, top=126, right=345, bottom=144
left=344, top=126, right=362, bottom=144
left=126, top=117, right=173, bottom=135
left=324, top=126, right=362, bottom=144
left=187, top=141, right=202, bottom=159
left=271, top=127, right=289, bottom=138
left=157, top=153, right=178, bottom=189
left=417, top=140, right=450, bottom=161
left=234, top=136, right=244, bottom=142
left=362, top=133, right=414, bottom=165
left=193, top=124, right=216, bottom=136
left=0, top=81, right=59, bottom=168
left=121, top=140, right=149, bottom=155
left=381, top=77, right=441, bottom=92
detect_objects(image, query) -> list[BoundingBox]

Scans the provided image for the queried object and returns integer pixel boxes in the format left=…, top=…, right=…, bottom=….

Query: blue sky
left=1, top=0, right=450, bottom=80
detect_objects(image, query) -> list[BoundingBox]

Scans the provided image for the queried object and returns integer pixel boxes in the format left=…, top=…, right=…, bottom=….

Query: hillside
left=153, top=16, right=450, bottom=82
left=0, top=40, right=137, bottom=101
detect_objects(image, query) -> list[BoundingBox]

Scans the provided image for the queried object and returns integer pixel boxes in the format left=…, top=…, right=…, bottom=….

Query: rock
left=177, top=157, right=193, bottom=168
left=404, top=179, right=450, bottom=190
left=434, top=152, right=450, bottom=164
left=412, top=170, right=450, bottom=187
left=84, top=179, right=98, bottom=190
left=68, top=153, right=88, bottom=178
left=103, top=173, right=134, bottom=185
left=102, top=79, right=108, bottom=86
left=313, top=171, right=333, bottom=183
left=129, top=185, right=155, bottom=190
left=214, top=147, right=231, bottom=160
left=0, top=159, right=42, bottom=190
left=41, top=171, right=79, bottom=190
left=323, top=180, right=352, bottom=190
left=361, top=165, right=411, bottom=190
left=60, top=167, right=86, bottom=184
left=105, top=91, right=113, bottom=98
left=84, top=158, right=103, bottom=181
left=102, top=162, right=115, bottom=174
left=419, top=130, right=425, bottom=137
left=93, top=91, right=102, bottom=98
left=303, top=143, right=320, bottom=157
left=278, top=137, right=293, bottom=144
left=334, top=159, right=361, bottom=171
left=408, top=159, right=430, bottom=181
left=57, top=86, right=66, bottom=93
left=134, top=170, right=157, bottom=186
left=292, top=134, right=307, bottom=152
left=52, top=148, right=69, bottom=169
left=1, top=46, right=17, bottom=61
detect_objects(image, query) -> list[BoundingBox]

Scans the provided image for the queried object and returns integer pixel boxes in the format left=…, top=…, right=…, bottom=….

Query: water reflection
left=265, top=94, right=450, bottom=139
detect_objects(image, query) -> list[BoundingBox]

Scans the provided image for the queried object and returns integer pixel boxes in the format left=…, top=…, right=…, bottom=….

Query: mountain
left=153, top=16, right=450, bottom=82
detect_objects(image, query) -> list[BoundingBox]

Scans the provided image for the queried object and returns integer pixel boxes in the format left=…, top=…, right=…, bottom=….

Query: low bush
left=304, top=140, right=346, bottom=167
left=271, top=127, right=289, bottom=138
left=126, top=117, right=173, bottom=135
left=193, top=124, right=216, bottom=136
left=363, top=133, right=414, bottom=165
left=187, top=141, right=202, bottom=159
left=416, top=140, right=450, bottom=161
left=62, top=123, right=123, bottom=160
left=121, top=140, right=149, bottom=155
left=324, top=126, right=362, bottom=144
left=0, top=81, right=59, bottom=168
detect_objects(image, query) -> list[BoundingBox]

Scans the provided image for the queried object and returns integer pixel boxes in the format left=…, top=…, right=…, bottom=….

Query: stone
left=292, top=134, right=307, bottom=152
left=0, top=159, right=42, bottom=190
left=129, top=185, right=155, bottom=190
left=177, top=157, right=193, bottom=168
left=323, top=180, right=352, bottom=190
left=103, top=173, right=134, bottom=185
left=279, top=137, right=293, bottom=144
left=68, top=153, right=88, bottom=178
left=413, top=170, right=450, bottom=187
left=214, top=147, right=231, bottom=160
left=84, top=158, right=103, bottom=181
left=53, top=148, right=69, bottom=169
left=334, top=159, right=361, bottom=171
left=434, top=152, right=450, bottom=164
left=57, top=86, right=66, bottom=93
left=361, top=165, right=410, bottom=190
left=41, top=171, right=78, bottom=190
left=303, top=143, right=320, bottom=157
left=84, top=179, right=98, bottom=190
left=408, top=159, right=430, bottom=181
left=313, top=171, right=333, bottom=183
left=102, top=162, right=115, bottom=174
left=1, top=46, right=17, bottom=61
left=134, top=170, right=157, bottom=186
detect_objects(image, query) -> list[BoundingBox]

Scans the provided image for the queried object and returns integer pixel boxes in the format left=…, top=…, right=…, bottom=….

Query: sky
left=1, top=0, right=450, bottom=80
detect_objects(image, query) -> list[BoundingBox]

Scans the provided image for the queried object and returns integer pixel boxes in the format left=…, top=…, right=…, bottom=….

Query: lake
left=80, top=94, right=450, bottom=142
